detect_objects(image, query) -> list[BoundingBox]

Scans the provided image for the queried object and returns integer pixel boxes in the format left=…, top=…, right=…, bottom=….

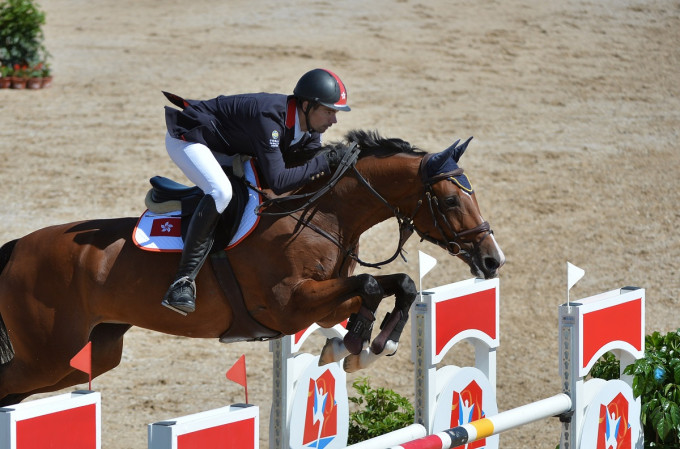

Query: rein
left=253, top=142, right=359, bottom=216
left=253, top=145, right=492, bottom=268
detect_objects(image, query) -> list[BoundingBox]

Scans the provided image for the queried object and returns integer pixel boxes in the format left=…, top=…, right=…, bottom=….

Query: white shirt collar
left=291, top=109, right=309, bottom=145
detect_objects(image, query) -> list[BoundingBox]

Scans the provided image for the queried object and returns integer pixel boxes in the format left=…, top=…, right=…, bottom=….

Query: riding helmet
left=293, top=69, right=351, bottom=111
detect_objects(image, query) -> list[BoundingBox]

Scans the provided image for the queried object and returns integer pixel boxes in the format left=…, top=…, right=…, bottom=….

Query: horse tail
left=0, top=239, right=18, bottom=364
left=0, top=239, right=17, bottom=275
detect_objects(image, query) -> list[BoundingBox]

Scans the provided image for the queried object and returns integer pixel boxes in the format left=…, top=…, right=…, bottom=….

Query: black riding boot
left=162, top=195, right=221, bottom=315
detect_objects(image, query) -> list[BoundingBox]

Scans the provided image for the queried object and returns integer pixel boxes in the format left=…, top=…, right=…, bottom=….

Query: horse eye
left=444, top=196, right=461, bottom=208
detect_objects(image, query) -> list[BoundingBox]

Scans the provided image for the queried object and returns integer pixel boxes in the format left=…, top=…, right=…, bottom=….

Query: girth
left=210, top=250, right=282, bottom=343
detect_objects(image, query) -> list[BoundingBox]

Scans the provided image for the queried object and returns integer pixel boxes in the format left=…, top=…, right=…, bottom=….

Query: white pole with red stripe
left=389, top=393, right=571, bottom=449
left=390, top=393, right=571, bottom=449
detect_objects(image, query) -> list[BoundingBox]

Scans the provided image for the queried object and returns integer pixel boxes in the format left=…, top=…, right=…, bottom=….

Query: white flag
left=567, top=262, right=585, bottom=291
left=419, top=251, right=437, bottom=280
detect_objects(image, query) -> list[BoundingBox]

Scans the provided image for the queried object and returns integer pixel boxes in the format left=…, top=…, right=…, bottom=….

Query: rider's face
left=304, top=103, right=338, bottom=133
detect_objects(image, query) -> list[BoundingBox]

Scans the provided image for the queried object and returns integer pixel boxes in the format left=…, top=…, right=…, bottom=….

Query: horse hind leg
left=29, top=323, right=132, bottom=397
left=0, top=323, right=131, bottom=406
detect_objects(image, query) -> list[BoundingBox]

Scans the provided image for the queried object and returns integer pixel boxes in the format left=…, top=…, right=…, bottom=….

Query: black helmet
left=293, top=69, right=350, bottom=112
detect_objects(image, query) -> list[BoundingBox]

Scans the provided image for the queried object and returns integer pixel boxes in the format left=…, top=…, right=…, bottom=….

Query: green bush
left=347, top=377, right=414, bottom=444
left=0, top=0, right=49, bottom=68
left=590, top=329, right=680, bottom=448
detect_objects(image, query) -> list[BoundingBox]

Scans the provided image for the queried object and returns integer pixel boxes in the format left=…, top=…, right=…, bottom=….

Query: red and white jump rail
left=148, top=403, right=259, bottom=449
left=391, top=393, right=571, bottom=449
left=392, top=285, right=645, bottom=449
left=0, top=390, right=101, bottom=449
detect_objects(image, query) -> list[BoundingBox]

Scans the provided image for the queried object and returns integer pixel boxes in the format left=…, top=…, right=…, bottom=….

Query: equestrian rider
left=161, top=68, right=351, bottom=315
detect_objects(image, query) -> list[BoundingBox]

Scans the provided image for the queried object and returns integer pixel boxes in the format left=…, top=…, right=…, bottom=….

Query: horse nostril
left=484, top=256, right=500, bottom=272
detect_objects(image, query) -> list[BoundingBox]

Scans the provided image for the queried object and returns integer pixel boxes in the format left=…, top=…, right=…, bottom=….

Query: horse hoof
left=319, top=337, right=350, bottom=366
left=383, top=340, right=399, bottom=357
left=343, top=354, right=362, bottom=373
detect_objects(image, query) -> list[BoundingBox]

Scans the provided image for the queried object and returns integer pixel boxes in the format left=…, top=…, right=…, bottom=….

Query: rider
left=161, top=68, right=351, bottom=315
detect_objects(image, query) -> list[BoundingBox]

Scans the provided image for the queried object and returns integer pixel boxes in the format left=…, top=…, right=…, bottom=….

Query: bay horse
left=0, top=130, right=504, bottom=406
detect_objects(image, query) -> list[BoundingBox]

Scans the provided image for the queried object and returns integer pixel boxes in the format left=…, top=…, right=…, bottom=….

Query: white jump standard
left=392, top=283, right=645, bottom=449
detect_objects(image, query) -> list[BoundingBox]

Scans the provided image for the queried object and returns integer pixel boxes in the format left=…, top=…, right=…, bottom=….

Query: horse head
left=328, top=130, right=504, bottom=279
left=415, top=137, right=505, bottom=279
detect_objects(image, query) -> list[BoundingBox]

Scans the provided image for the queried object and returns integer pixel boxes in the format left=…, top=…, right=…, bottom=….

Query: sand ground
left=1, top=0, right=678, bottom=447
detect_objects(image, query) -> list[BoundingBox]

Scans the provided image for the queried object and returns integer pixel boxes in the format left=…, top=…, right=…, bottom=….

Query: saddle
left=144, top=162, right=282, bottom=343
left=144, top=165, right=248, bottom=251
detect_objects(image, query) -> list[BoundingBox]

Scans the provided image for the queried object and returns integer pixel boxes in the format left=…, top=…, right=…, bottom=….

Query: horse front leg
left=286, top=273, right=385, bottom=350
left=319, top=273, right=417, bottom=372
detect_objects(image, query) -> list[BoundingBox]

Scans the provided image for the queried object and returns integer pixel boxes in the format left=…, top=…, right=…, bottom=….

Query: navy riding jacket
left=165, top=92, right=330, bottom=194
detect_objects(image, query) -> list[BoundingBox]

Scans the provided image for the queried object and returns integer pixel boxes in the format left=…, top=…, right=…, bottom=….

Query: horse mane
left=326, top=129, right=427, bottom=159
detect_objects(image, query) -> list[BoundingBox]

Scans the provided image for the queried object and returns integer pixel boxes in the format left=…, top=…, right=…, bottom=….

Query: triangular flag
left=567, top=262, right=585, bottom=291
left=419, top=251, right=437, bottom=290
left=70, top=341, right=92, bottom=390
left=226, top=354, right=248, bottom=403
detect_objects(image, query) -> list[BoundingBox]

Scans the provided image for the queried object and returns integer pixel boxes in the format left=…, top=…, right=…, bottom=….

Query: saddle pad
left=133, top=160, right=261, bottom=252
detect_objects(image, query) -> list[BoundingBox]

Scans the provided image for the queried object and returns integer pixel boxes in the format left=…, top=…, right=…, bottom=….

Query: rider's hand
left=323, top=146, right=347, bottom=169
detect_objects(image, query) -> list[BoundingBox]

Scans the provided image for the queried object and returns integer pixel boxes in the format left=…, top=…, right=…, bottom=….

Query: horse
left=0, top=129, right=504, bottom=406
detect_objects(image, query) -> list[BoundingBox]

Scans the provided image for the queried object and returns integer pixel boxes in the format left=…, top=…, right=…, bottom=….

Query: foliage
left=589, top=351, right=621, bottom=381
left=11, top=63, right=28, bottom=78
left=590, top=329, right=680, bottom=448
left=0, top=64, right=11, bottom=77
left=0, top=0, right=49, bottom=68
left=27, top=61, right=42, bottom=77
left=347, top=377, right=415, bottom=444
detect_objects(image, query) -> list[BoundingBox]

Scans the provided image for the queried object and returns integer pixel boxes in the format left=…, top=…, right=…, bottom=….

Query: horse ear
left=449, top=136, right=473, bottom=162
left=426, top=139, right=460, bottom=176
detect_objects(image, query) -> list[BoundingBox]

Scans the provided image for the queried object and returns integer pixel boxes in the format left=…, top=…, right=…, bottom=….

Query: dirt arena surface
left=1, top=0, right=678, bottom=447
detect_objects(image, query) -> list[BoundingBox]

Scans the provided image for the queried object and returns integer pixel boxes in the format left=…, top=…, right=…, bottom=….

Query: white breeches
left=165, top=133, right=233, bottom=213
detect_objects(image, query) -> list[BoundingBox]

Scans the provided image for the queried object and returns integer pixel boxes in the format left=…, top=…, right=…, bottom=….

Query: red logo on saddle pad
left=150, top=218, right=182, bottom=237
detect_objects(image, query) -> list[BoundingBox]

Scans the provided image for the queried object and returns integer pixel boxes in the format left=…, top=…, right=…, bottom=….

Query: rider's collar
left=286, top=98, right=309, bottom=145
left=291, top=106, right=310, bottom=145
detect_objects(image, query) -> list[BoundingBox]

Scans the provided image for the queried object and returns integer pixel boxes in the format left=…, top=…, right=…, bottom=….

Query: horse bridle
left=254, top=144, right=493, bottom=269
left=413, top=154, right=492, bottom=260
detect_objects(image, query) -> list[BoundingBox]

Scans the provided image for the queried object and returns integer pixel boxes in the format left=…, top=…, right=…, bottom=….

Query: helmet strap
left=302, top=100, right=317, bottom=133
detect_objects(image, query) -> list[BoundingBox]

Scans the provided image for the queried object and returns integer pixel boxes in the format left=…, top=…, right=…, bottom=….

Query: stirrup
left=162, top=277, right=196, bottom=316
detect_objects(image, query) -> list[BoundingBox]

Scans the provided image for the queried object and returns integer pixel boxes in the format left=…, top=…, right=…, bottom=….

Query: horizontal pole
left=390, top=393, right=572, bottom=449
left=346, top=424, right=428, bottom=449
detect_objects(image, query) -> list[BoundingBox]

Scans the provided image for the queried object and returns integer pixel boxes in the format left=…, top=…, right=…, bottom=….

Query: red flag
left=226, top=354, right=248, bottom=403
left=70, top=341, right=92, bottom=390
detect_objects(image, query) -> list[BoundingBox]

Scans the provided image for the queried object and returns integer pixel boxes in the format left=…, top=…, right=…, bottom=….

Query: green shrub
left=0, top=0, right=49, bottom=67
left=590, top=329, right=680, bottom=448
left=347, top=377, right=414, bottom=444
